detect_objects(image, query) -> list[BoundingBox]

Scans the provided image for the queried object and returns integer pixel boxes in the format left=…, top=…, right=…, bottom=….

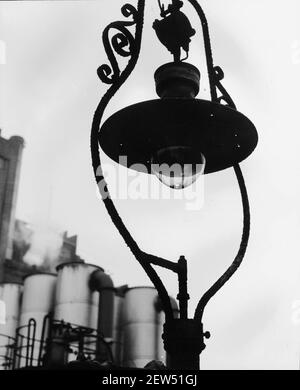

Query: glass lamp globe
left=151, top=146, right=206, bottom=189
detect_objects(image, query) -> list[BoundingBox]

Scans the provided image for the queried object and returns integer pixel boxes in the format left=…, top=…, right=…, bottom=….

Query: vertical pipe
left=177, top=256, right=189, bottom=320
left=29, top=319, right=36, bottom=367
left=89, top=269, right=114, bottom=363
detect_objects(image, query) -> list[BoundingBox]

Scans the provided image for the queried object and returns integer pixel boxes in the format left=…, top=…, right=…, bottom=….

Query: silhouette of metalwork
left=153, top=0, right=196, bottom=61
left=97, top=4, right=140, bottom=84
left=91, top=0, right=252, bottom=368
left=91, top=1, right=174, bottom=323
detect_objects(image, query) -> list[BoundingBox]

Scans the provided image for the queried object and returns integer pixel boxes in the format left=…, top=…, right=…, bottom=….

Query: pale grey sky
left=1, top=0, right=300, bottom=369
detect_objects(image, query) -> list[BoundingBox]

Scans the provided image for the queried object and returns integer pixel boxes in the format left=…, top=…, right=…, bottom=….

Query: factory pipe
left=89, top=269, right=114, bottom=363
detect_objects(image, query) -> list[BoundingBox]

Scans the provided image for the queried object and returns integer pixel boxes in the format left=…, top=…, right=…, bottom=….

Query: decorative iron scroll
left=213, top=66, right=237, bottom=109
left=97, top=4, right=140, bottom=84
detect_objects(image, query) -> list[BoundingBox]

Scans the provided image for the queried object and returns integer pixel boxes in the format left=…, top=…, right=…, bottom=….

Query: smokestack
left=0, top=134, right=24, bottom=262
left=89, top=270, right=114, bottom=363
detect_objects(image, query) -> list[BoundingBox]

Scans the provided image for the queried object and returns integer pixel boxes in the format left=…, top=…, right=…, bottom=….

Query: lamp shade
left=98, top=98, right=258, bottom=175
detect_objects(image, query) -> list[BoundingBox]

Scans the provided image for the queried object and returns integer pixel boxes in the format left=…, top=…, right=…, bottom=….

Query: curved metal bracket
left=213, top=66, right=237, bottom=108
left=91, top=0, right=174, bottom=323
left=184, top=0, right=250, bottom=322
left=186, top=0, right=235, bottom=108
left=194, top=163, right=250, bottom=321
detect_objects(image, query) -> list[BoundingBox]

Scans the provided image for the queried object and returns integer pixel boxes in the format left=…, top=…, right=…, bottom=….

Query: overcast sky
left=1, top=0, right=300, bottom=369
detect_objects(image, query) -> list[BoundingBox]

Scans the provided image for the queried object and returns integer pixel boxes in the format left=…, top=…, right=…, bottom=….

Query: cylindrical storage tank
left=0, top=283, right=23, bottom=370
left=54, top=262, right=102, bottom=329
left=18, top=273, right=57, bottom=367
left=121, top=286, right=167, bottom=368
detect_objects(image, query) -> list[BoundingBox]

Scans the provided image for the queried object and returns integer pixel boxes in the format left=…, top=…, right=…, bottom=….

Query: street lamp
left=91, top=0, right=258, bottom=370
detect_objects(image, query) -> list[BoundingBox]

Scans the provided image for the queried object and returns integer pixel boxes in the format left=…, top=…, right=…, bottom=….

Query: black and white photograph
left=0, top=0, right=299, bottom=376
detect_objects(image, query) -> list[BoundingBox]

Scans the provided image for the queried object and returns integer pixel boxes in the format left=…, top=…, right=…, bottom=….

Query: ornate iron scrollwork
left=97, top=4, right=140, bottom=84
left=213, top=66, right=237, bottom=109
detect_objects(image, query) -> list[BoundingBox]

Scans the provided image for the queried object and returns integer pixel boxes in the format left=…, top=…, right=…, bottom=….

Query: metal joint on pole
left=162, top=319, right=205, bottom=370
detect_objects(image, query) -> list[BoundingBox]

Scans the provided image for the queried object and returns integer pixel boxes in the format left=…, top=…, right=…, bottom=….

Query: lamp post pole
left=91, top=0, right=256, bottom=370
left=163, top=256, right=210, bottom=370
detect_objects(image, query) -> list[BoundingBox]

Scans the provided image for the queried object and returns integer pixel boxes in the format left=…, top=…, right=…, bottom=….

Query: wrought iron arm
left=143, top=252, right=179, bottom=273
left=186, top=0, right=235, bottom=107
left=181, top=0, right=251, bottom=322
left=213, top=66, right=237, bottom=108
left=90, top=0, right=174, bottom=322
left=194, top=163, right=250, bottom=321
left=97, top=4, right=138, bottom=84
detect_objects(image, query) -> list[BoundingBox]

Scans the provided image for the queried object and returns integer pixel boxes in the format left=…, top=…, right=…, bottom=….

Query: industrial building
left=0, top=262, right=178, bottom=369
left=0, top=131, right=178, bottom=369
left=0, top=131, right=24, bottom=275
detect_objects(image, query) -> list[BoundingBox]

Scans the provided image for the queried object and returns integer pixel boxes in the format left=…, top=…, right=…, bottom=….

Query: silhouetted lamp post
left=91, top=0, right=258, bottom=370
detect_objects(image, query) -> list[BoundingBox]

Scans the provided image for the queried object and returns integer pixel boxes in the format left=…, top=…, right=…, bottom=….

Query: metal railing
left=0, top=334, right=16, bottom=370
left=10, top=316, right=114, bottom=369
left=12, top=319, right=37, bottom=369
